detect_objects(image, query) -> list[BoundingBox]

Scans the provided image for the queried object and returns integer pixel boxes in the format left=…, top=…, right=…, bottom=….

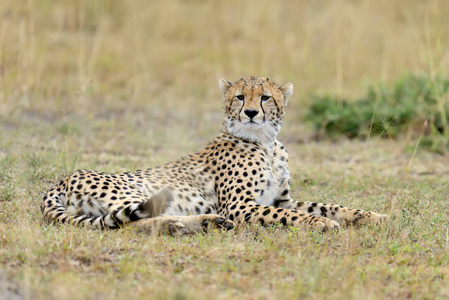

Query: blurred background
left=0, top=0, right=448, bottom=169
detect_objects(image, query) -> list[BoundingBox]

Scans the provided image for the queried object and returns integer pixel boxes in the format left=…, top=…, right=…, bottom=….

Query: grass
left=1, top=0, right=449, bottom=299
left=304, top=75, right=449, bottom=154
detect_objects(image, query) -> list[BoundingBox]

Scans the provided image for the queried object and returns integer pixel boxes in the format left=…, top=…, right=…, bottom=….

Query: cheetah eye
left=236, top=95, right=245, bottom=101
left=261, top=95, right=271, bottom=102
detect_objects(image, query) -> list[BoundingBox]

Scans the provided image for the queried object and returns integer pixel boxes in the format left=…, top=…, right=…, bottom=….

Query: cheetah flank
left=41, top=76, right=387, bottom=235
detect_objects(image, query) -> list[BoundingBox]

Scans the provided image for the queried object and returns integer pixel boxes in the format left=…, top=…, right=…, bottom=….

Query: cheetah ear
left=218, top=78, right=232, bottom=94
left=279, top=82, right=293, bottom=106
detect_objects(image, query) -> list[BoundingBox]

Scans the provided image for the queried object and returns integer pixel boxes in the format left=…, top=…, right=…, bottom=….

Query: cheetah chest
left=254, top=154, right=289, bottom=206
left=247, top=148, right=290, bottom=206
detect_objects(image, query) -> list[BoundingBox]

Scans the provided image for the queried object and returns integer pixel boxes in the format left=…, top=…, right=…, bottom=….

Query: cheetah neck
left=225, top=120, right=278, bottom=152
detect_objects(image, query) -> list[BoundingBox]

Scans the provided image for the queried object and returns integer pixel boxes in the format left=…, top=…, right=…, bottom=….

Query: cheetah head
left=219, top=76, right=293, bottom=146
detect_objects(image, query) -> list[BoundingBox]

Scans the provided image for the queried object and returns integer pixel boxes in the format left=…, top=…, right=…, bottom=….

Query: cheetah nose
left=244, top=109, right=259, bottom=119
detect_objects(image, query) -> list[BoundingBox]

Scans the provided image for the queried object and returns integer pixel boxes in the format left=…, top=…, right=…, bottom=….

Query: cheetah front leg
left=275, top=199, right=388, bottom=226
left=127, top=215, right=234, bottom=236
left=224, top=201, right=340, bottom=232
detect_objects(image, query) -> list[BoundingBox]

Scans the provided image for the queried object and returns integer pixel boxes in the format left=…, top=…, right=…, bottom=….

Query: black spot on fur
left=320, top=206, right=327, bottom=215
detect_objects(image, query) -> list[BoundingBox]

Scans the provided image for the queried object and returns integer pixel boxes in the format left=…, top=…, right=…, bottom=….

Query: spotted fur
left=41, top=76, right=387, bottom=235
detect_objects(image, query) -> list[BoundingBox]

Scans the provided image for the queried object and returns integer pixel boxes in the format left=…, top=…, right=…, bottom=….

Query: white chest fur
left=255, top=142, right=290, bottom=206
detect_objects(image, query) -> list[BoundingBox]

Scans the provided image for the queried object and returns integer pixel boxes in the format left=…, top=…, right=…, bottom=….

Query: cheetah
left=41, top=76, right=388, bottom=235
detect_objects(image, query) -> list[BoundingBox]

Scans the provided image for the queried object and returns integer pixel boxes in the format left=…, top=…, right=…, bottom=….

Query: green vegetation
left=305, top=75, right=449, bottom=154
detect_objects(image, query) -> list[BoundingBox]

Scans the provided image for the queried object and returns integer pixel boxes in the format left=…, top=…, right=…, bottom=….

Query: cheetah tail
left=40, top=187, right=114, bottom=229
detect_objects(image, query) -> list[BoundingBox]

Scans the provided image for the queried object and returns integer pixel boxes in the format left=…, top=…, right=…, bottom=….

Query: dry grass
left=1, top=0, right=449, bottom=299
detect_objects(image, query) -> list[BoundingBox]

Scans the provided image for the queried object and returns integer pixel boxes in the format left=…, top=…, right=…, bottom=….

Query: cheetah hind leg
left=138, top=186, right=176, bottom=218
left=127, top=215, right=235, bottom=236
left=126, top=187, right=234, bottom=236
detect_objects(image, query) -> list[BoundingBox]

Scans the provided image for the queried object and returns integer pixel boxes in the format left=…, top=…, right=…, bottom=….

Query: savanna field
left=1, top=0, right=449, bottom=299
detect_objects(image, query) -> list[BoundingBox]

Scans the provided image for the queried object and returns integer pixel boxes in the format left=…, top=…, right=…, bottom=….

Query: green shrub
left=305, top=75, right=449, bottom=154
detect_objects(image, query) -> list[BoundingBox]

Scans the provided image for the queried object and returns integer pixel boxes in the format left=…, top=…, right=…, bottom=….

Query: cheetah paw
left=201, top=216, right=234, bottom=232
left=372, top=213, right=389, bottom=224
left=326, top=220, right=340, bottom=231
left=313, top=219, right=340, bottom=232
left=356, top=212, right=389, bottom=225
left=168, top=222, right=191, bottom=236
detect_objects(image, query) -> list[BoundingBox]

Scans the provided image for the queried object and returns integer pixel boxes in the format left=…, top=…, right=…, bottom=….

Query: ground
left=1, top=112, right=448, bottom=299
left=1, top=0, right=449, bottom=299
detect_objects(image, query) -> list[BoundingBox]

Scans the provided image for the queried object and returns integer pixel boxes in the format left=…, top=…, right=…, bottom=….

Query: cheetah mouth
left=244, top=120, right=264, bottom=127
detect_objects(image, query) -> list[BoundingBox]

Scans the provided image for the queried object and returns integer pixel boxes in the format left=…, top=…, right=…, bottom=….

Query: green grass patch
left=305, top=75, right=449, bottom=154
